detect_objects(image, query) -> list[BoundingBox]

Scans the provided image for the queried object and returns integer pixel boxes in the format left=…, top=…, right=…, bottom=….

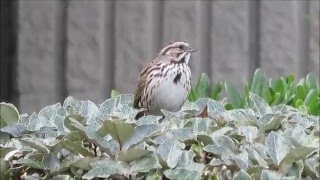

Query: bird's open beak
left=187, top=49, right=198, bottom=53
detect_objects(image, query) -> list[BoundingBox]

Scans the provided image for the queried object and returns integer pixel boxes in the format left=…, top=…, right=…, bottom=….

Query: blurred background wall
left=0, top=0, right=319, bottom=114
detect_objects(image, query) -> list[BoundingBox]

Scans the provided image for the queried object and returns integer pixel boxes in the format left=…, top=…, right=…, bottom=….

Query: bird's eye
left=178, top=45, right=184, bottom=50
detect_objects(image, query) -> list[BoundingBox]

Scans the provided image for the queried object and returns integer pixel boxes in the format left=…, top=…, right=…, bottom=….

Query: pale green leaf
left=0, top=102, right=19, bottom=128
left=97, top=120, right=134, bottom=145
left=233, top=169, right=251, bottom=180
left=157, top=138, right=184, bottom=168
left=130, top=154, right=161, bottom=174
left=265, top=132, right=290, bottom=165
left=20, top=138, right=50, bottom=154
left=279, top=146, right=317, bottom=173
left=249, top=93, right=272, bottom=117
left=117, top=148, right=151, bottom=163
left=260, top=170, right=283, bottom=180
left=123, top=124, right=160, bottom=149
left=164, top=169, right=201, bottom=180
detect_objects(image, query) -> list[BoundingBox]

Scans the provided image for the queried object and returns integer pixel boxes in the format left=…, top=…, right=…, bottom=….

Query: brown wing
left=133, top=73, right=147, bottom=108
left=133, top=55, right=169, bottom=108
left=133, top=61, right=153, bottom=108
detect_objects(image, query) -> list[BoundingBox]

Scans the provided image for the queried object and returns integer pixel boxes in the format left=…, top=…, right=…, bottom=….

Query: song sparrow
left=134, top=41, right=197, bottom=117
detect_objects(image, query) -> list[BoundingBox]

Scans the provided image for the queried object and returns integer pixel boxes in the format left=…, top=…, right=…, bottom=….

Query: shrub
left=188, top=69, right=320, bottom=116
left=0, top=93, right=319, bottom=179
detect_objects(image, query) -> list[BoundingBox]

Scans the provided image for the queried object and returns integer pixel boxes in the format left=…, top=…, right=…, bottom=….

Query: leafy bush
left=188, top=69, right=320, bottom=116
left=0, top=94, right=319, bottom=179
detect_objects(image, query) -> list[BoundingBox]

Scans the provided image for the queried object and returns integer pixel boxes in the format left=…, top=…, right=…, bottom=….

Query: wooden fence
left=1, top=0, right=319, bottom=113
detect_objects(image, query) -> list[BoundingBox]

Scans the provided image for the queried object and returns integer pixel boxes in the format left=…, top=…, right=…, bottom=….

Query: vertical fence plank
left=308, top=0, right=319, bottom=75
left=260, top=1, right=299, bottom=78
left=0, top=0, right=17, bottom=103
left=162, top=1, right=205, bottom=84
left=66, top=0, right=107, bottom=103
left=210, top=1, right=250, bottom=88
left=297, top=0, right=310, bottom=77
left=114, top=1, right=156, bottom=93
left=17, top=0, right=61, bottom=113
left=104, top=0, right=115, bottom=98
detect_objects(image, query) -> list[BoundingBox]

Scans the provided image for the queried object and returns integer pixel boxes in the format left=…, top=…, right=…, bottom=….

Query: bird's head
left=159, top=41, right=197, bottom=64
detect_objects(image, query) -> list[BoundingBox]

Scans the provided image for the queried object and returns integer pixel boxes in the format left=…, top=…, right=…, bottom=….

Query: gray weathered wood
left=66, top=0, right=107, bottom=104
left=309, top=0, right=319, bottom=76
left=162, top=1, right=205, bottom=85
left=260, top=1, right=300, bottom=79
left=210, top=1, right=250, bottom=88
left=17, top=1, right=61, bottom=113
left=114, top=1, right=156, bottom=93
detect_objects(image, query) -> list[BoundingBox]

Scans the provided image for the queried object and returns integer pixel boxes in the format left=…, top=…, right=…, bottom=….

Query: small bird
left=134, top=41, right=197, bottom=117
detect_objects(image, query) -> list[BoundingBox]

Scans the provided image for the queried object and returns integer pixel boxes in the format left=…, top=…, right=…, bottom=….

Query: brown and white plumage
left=134, top=41, right=196, bottom=116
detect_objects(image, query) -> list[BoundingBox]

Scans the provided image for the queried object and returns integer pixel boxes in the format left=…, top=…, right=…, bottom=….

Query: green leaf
left=296, top=85, right=305, bottom=101
left=238, top=126, right=259, bottom=143
left=145, top=170, right=162, bottom=180
left=204, top=136, right=238, bottom=157
left=97, top=120, right=134, bottom=147
left=274, top=78, right=286, bottom=96
left=117, top=148, right=151, bottom=163
left=164, top=169, right=201, bottom=180
left=43, top=152, right=60, bottom=172
left=306, top=72, right=319, bottom=89
left=304, top=89, right=319, bottom=112
left=180, top=100, right=200, bottom=113
left=38, top=103, right=67, bottom=132
left=265, top=132, right=290, bottom=165
left=260, top=170, right=283, bottom=180
left=0, top=158, right=10, bottom=179
left=188, top=88, right=197, bottom=102
left=157, top=138, right=184, bottom=168
left=82, top=158, right=129, bottom=179
left=111, top=89, right=121, bottom=98
left=206, top=99, right=226, bottom=117
left=225, top=81, right=243, bottom=108
left=245, top=147, right=268, bottom=168
left=285, top=73, right=295, bottom=86
left=243, top=80, right=250, bottom=103
left=271, top=92, right=281, bottom=106
left=64, top=114, right=85, bottom=132
left=20, top=138, right=50, bottom=154
left=82, top=165, right=118, bottom=179
left=1, top=124, right=27, bottom=137
left=260, top=115, right=286, bottom=132
left=249, top=93, right=272, bottom=117
left=279, top=146, right=317, bottom=173
left=62, top=156, right=94, bottom=171
left=0, top=102, right=19, bottom=128
left=304, top=156, right=320, bottom=178
left=234, top=150, right=249, bottom=170
left=63, top=96, right=99, bottom=120
left=136, top=115, right=162, bottom=126
left=210, top=81, right=222, bottom=100
left=195, top=73, right=210, bottom=98
left=130, top=154, right=162, bottom=174
left=99, top=97, right=117, bottom=117
left=15, top=158, right=49, bottom=171
left=233, top=169, right=251, bottom=180
left=224, top=103, right=233, bottom=110
left=65, top=118, right=119, bottom=156
left=60, top=139, right=95, bottom=157
left=51, top=175, right=70, bottom=180
left=171, top=128, right=194, bottom=142
left=123, top=124, right=160, bottom=149
left=250, top=68, right=265, bottom=97
left=176, top=151, right=205, bottom=172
